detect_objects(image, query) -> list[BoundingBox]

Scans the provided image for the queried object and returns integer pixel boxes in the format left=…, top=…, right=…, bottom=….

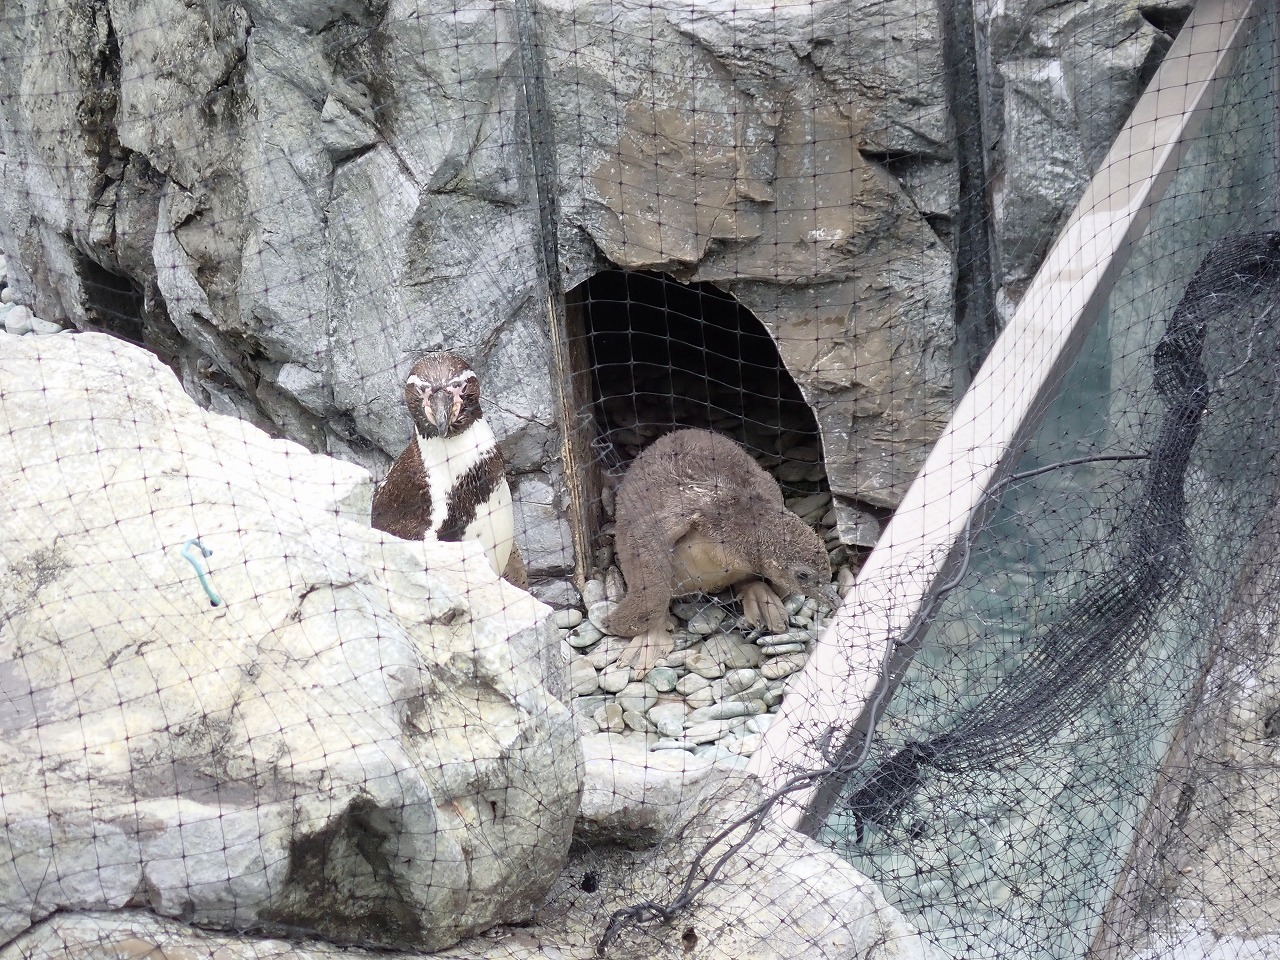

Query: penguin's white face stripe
left=445, top=370, right=477, bottom=389
left=406, top=370, right=477, bottom=390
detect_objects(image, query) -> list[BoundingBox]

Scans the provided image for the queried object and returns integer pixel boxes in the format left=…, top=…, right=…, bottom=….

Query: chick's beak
left=430, top=390, right=455, bottom=437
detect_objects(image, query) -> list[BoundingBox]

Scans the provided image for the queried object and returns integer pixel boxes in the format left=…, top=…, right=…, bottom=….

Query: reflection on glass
left=822, top=12, right=1280, bottom=960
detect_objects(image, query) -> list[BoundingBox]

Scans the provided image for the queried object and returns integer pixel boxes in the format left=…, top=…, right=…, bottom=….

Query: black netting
left=3, top=1, right=1280, bottom=959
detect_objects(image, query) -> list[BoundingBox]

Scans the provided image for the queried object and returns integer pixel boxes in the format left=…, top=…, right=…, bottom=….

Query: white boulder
left=0, top=332, right=580, bottom=952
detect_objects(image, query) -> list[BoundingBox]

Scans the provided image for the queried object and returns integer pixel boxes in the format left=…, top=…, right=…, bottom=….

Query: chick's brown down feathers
left=604, top=428, right=832, bottom=667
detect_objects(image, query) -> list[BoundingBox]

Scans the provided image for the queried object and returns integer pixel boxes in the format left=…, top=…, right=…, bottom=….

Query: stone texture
left=575, top=733, right=725, bottom=848
left=548, top=0, right=954, bottom=508
left=0, top=0, right=560, bottom=564
left=0, top=332, right=579, bottom=952
left=510, top=472, right=575, bottom=577
left=0, top=768, right=940, bottom=958
left=979, top=0, right=1185, bottom=307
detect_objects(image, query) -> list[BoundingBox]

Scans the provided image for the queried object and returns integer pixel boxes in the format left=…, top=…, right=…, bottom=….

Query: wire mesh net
left=2, top=0, right=1280, bottom=959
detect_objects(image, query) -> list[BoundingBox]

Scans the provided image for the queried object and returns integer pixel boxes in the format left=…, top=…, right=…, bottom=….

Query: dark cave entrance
left=74, top=251, right=148, bottom=347
left=565, top=269, right=844, bottom=570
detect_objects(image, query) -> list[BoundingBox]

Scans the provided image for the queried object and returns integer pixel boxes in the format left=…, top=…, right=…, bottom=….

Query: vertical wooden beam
left=513, top=0, right=594, bottom=589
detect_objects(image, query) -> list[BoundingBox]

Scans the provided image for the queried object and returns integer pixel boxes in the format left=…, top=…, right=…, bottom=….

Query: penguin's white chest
left=416, top=422, right=514, bottom=575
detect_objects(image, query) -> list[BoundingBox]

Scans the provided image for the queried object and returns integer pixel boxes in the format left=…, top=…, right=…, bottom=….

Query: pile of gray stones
left=554, top=486, right=865, bottom=768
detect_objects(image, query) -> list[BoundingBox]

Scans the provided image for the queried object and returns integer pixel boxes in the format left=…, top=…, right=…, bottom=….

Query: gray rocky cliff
left=0, top=0, right=1190, bottom=583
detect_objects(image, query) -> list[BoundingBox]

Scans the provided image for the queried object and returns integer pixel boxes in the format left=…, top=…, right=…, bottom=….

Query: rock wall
left=0, top=0, right=1190, bottom=582
left=977, top=0, right=1190, bottom=311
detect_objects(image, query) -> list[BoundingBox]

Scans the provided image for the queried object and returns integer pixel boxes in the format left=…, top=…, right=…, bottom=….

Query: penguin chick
left=604, top=428, right=835, bottom=673
left=371, top=351, right=520, bottom=582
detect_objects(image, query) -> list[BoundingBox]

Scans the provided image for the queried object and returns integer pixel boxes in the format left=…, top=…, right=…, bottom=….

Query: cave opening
left=74, top=251, right=148, bottom=347
left=565, top=268, right=847, bottom=568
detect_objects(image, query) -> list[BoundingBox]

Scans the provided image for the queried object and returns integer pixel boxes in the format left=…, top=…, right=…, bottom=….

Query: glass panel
left=821, top=9, right=1280, bottom=960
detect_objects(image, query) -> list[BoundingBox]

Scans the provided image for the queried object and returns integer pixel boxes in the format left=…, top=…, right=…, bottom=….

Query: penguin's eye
left=794, top=568, right=812, bottom=583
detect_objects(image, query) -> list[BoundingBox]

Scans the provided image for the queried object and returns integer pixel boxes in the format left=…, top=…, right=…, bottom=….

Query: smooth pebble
left=567, top=622, right=605, bottom=649
left=623, top=710, right=655, bottom=733
left=684, top=653, right=723, bottom=679
left=660, top=649, right=692, bottom=668
left=684, top=687, right=715, bottom=709
left=701, top=633, right=760, bottom=669
left=605, top=566, right=626, bottom=601
left=570, top=659, right=599, bottom=695
left=585, top=637, right=627, bottom=669
left=574, top=694, right=609, bottom=718
left=598, top=668, right=631, bottom=693
left=594, top=703, right=625, bottom=733
left=758, top=640, right=806, bottom=656
left=686, top=700, right=758, bottom=723
left=4, top=304, right=33, bottom=335
left=672, top=629, right=702, bottom=651
left=587, top=600, right=618, bottom=632
left=721, top=679, right=768, bottom=705
left=615, top=681, right=658, bottom=714
left=581, top=578, right=608, bottom=607
left=722, top=668, right=758, bottom=694
left=652, top=738, right=693, bottom=752
left=675, top=673, right=710, bottom=695
left=724, top=733, right=764, bottom=756
left=755, top=630, right=809, bottom=648
left=685, top=606, right=727, bottom=635
left=684, top=719, right=737, bottom=743
left=760, top=653, right=806, bottom=680
left=552, top=608, right=583, bottom=629
left=646, top=666, right=678, bottom=692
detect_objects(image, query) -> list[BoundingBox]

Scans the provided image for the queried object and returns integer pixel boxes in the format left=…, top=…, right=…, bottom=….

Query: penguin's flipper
left=371, top=442, right=431, bottom=541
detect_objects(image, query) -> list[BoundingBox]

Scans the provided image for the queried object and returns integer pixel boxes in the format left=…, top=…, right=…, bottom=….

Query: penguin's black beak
left=429, top=389, right=455, bottom=437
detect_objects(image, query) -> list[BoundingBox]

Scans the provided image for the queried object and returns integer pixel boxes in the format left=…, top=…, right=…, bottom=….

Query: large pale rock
left=0, top=771, right=939, bottom=960
left=576, top=733, right=727, bottom=848
left=0, top=332, right=579, bottom=952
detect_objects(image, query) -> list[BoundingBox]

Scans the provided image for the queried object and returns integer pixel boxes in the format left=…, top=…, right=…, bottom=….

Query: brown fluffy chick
left=603, top=427, right=836, bottom=673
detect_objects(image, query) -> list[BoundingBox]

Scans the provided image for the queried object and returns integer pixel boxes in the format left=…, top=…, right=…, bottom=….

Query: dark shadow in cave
left=74, top=251, right=148, bottom=347
left=567, top=269, right=827, bottom=499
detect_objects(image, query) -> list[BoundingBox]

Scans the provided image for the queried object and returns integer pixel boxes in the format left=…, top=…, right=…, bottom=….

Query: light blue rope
left=181, top=539, right=223, bottom=607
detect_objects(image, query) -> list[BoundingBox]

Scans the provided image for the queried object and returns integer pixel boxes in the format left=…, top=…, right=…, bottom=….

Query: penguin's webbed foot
left=615, top=615, right=676, bottom=675
left=737, top=580, right=788, bottom=633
